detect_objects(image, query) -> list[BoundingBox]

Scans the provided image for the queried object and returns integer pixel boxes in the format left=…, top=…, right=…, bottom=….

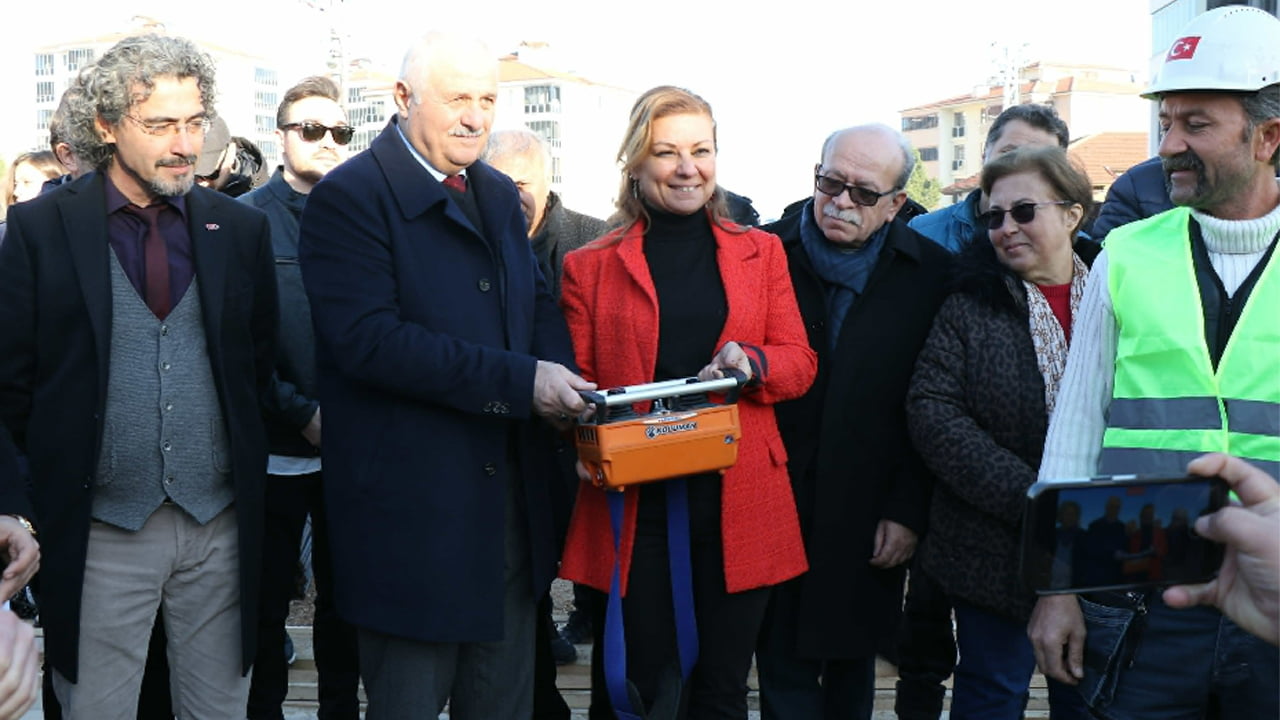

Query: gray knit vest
left=93, top=255, right=235, bottom=530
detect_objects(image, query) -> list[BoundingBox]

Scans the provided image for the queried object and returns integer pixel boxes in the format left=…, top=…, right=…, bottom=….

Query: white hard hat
left=1143, top=5, right=1280, bottom=98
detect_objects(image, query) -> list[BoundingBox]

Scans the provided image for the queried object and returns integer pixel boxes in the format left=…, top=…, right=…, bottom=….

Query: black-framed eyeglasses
left=814, top=173, right=897, bottom=207
left=123, top=114, right=210, bottom=137
left=979, top=201, right=1072, bottom=230
left=280, top=122, right=354, bottom=145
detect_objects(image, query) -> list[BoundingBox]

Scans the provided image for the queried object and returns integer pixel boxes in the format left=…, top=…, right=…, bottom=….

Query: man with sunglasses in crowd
left=241, top=74, right=360, bottom=720
left=754, top=124, right=950, bottom=719
left=195, top=116, right=269, bottom=198
left=0, top=33, right=277, bottom=719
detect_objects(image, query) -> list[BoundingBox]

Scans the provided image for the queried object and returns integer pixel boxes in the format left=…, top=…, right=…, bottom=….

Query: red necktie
left=442, top=174, right=467, bottom=193
left=123, top=204, right=172, bottom=319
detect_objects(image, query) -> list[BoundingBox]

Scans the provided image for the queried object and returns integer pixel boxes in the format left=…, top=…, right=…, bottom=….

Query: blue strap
left=603, top=481, right=701, bottom=719
left=666, top=478, right=699, bottom=678
left=604, top=490, right=641, bottom=719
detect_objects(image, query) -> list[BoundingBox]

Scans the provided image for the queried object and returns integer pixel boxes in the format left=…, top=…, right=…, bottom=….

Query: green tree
left=904, top=148, right=941, bottom=211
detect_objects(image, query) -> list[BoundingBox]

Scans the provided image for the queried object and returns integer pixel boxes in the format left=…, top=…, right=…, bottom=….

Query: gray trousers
left=53, top=504, right=248, bottom=720
left=358, top=469, right=536, bottom=719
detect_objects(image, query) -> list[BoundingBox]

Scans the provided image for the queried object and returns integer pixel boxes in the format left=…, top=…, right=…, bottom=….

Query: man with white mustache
left=298, top=32, right=589, bottom=718
left=755, top=124, right=951, bottom=719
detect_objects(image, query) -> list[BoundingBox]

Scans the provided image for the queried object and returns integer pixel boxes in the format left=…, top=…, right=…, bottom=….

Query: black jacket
left=0, top=172, right=277, bottom=680
left=241, top=169, right=320, bottom=458
left=764, top=200, right=951, bottom=659
left=1089, top=157, right=1172, bottom=242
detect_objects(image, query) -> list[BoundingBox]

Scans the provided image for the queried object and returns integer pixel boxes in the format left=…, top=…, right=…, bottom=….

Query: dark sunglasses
left=814, top=173, right=896, bottom=207
left=281, top=122, right=354, bottom=145
left=979, top=201, right=1072, bottom=230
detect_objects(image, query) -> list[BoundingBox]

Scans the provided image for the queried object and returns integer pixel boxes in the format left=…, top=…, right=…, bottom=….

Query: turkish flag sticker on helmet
left=1167, top=36, right=1201, bottom=61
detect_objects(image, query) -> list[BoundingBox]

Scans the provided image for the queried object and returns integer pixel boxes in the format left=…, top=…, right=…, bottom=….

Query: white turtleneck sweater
left=1039, top=198, right=1280, bottom=482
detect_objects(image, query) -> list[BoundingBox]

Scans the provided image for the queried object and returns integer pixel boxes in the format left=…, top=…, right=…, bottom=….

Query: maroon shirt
left=104, top=177, right=194, bottom=310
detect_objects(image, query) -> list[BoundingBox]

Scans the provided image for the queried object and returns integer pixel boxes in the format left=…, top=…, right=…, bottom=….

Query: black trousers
left=588, top=478, right=770, bottom=720
left=247, top=470, right=360, bottom=720
left=893, top=563, right=956, bottom=720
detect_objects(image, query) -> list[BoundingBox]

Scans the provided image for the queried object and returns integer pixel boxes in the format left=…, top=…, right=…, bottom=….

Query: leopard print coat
left=906, top=239, right=1097, bottom=621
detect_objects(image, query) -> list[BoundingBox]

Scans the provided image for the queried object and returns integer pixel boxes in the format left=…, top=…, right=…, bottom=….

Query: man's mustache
left=156, top=156, right=197, bottom=169
left=1162, top=150, right=1204, bottom=175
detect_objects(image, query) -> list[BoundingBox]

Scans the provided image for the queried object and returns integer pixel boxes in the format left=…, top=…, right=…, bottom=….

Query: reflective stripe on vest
left=1100, top=207, right=1280, bottom=477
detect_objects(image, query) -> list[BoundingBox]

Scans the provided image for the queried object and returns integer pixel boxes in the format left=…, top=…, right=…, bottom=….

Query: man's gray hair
left=1242, top=84, right=1280, bottom=168
left=481, top=128, right=552, bottom=181
left=84, top=34, right=218, bottom=166
left=51, top=67, right=112, bottom=171
left=819, top=124, right=915, bottom=191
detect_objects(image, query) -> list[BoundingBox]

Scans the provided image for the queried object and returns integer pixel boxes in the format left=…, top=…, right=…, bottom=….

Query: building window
left=550, top=155, right=562, bottom=185
left=527, top=120, right=561, bottom=148
left=902, top=114, right=939, bottom=132
left=952, top=112, right=966, bottom=138
left=64, top=48, right=94, bottom=72
left=524, top=85, right=560, bottom=114
left=35, top=54, right=54, bottom=77
left=348, top=87, right=365, bottom=104
left=36, top=109, right=53, bottom=130
left=1207, top=0, right=1276, bottom=13
left=257, top=114, right=276, bottom=134
left=36, top=81, right=55, bottom=104
left=255, top=67, right=278, bottom=86
left=952, top=145, right=967, bottom=172
left=259, top=140, right=278, bottom=162
left=255, top=90, right=279, bottom=111
left=919, top=147, right=939, bottom=162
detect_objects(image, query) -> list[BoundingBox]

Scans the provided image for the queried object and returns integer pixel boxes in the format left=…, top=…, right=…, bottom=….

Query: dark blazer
left=1089, top=157, right=1173, bottom=242
left=299, top=118, right=576, bottom=643
left=0, top=172, right=277, bottom=681
left=765, top=201, right=951, bottom=659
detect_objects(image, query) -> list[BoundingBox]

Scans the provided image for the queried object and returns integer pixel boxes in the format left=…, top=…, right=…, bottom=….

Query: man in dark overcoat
left=297, top=32, right=591, bottom=719
left=755, top=124, right=951, bottom=719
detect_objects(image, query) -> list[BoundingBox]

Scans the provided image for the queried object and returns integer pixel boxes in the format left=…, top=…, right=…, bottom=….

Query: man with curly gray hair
left=0, top=32, right=277, bottom=720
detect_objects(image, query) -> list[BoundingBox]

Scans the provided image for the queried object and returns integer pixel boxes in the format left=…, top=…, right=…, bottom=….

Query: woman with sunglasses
left=905, top=145, right=1097, bottom=719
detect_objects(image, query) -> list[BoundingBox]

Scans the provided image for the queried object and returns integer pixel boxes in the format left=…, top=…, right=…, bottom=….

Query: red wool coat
left=557, top=217, right=817, bottom=595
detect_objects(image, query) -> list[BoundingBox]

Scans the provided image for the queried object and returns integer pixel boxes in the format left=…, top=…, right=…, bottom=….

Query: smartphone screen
left=1022, top=475, right=1228, bottom=595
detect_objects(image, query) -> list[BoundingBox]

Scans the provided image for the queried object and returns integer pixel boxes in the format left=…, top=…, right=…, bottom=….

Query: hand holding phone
left=1163, top=454, right=1280, bottom=646
left=1022, top=473, right=1229, bottom=595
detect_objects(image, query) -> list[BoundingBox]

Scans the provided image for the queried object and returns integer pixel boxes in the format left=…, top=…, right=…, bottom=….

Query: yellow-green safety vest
left=1100, top=207, right=1280, bottom=476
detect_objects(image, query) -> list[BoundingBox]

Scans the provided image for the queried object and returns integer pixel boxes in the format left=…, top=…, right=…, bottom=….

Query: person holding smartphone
left=1164, top=453, right=1280, bottom=648
left=905, top=145, right=1096, bottom=720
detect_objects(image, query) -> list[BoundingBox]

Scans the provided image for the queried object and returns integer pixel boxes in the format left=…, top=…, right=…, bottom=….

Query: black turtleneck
left=642, top=207, right=727, bottom=381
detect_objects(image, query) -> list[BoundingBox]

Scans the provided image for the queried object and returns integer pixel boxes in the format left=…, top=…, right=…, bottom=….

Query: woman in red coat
left=558, top=86, right=816, bottom=719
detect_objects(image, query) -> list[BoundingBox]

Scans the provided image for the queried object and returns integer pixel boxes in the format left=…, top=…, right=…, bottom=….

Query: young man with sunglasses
left=754, top=124, right=951, bottom=719
left=239, top=74, right=359, bottom=720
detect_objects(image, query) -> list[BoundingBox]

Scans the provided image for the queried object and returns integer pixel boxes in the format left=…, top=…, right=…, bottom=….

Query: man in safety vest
left=1027, top=6, right=1280, bottom=718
